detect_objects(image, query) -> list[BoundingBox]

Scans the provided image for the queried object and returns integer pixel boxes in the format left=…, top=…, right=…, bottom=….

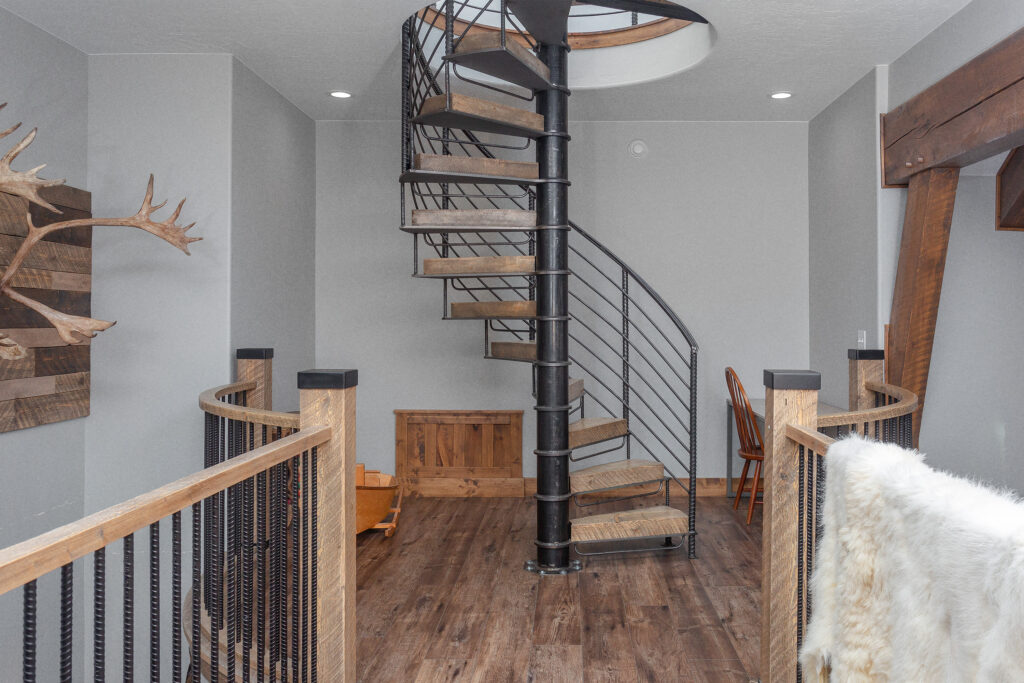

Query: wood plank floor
left=355, top=496, right=761, bottom=682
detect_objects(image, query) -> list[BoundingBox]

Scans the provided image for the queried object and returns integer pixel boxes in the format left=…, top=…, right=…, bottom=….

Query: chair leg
left=733, top=459, right=751, bottom=510
left=746, top=460, right=761, bottom=525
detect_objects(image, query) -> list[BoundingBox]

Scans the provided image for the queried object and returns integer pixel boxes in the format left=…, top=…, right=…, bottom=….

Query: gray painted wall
left=231, top=59, right=316, bottom=411
left=808, top=69, right=881, bottom=408
left=0, top=9, right=88, bottom=680
left=315, top=119, right=810, bottom=480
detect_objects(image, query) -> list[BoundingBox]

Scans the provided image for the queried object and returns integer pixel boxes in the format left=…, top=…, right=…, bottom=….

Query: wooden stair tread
left=569, top=416, right=629, bottom=449
left=571, top=505, right=689, bottom=543
left=401, top=154, right=540, bottom=186
left=569, top=377, right=584, bottom=403
left=415, top=93, right=545, bottom=138
left=412, top=209, right=536, bottom=227
left=489, top=340, right=536, bottom=362
left=450, top=300, right=536, bottom=319
left=450, top=33, right=552, bottom=91
left=570, top=459, right=664, bottom=494
left=423, top=255, right=535, bottom=277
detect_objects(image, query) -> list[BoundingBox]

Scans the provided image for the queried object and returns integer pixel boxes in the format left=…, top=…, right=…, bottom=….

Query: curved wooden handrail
left=198, top=381, right=300, bottom=429
left=816, top=382, right=919, bottom=428
left=0, top=426, right=330, bottom=596
left=785, top=424, right=835, bottom=455
left=418, top=7, right=691, bottom=50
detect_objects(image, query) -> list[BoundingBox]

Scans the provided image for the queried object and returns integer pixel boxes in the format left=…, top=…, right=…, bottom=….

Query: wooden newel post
left=236, top=348, right=274, bottom=411
left=848, top=349, right=884, bottom=412
left=761, top=369, right=820, bottom=683
left=299, top=369, right=358, bottom=683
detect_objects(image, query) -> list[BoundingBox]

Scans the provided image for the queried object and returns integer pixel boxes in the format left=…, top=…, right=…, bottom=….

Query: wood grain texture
left=0, top=426, right=330, bottom=594
left=423, top=255, right=535, bottom=276
left=1, top=186, right=93, bottom=432
left=760, top=387, right=818, bottom=682
left=489, top=340, right=536, bottom=361
left=570, top=505, right=688, bottom=542
left=197, top=381, right=300, bottom=429
left=414, top=153, right=539, bottom=180
left=419, top=93, right=544, bottom=133
left=411, top=208, right=536, bottom=228
left=568, top=416, right=628, bottom=449
left=569, top=459, right=663, bottom=494
left=355, top=496, right=761, bottom=681
left=449, top=299, right=536, bottom=319
left=301, top=384, right=358, bottom=683
left=395, top=410, right=524, bottom=497
left=885, top=167, right=959, bottom=445
left=997, top=146, right=1024, bottom=230
left=848, top=357, right=884, bottom=411
left=882, top=26, right=1024, bottom=185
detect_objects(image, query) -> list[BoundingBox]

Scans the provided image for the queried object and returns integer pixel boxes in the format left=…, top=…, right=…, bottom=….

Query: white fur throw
left=800, top=435, right=1024, bottom=682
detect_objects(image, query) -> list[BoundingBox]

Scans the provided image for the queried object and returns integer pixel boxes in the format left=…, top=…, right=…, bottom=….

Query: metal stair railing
left=402, top=3, right=699, bottom=558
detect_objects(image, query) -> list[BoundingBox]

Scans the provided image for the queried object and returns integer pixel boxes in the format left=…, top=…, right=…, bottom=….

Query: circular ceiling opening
left=423, top=1, right=715, bottom=89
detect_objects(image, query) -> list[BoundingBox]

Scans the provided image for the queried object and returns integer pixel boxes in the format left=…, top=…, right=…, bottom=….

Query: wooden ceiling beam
left=882, top=26, right=1024, bottom=186
left=996, top=146, right=1024, bottom=230
left=885, top=167, right=960, bottom=446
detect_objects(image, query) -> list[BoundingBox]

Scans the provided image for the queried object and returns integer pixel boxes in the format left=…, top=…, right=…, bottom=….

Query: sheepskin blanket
left=800, top=435, right=1024, bottom=682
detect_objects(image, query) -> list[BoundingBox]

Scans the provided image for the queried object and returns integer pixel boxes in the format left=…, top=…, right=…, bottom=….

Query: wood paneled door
left=395, top=409, right=524, bottom=497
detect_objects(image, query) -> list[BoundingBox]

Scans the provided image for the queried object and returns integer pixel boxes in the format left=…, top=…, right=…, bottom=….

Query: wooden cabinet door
left=395, top=410, right=524, bottom=497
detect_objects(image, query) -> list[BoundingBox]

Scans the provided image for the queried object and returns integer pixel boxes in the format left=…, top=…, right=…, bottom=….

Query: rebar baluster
left=59, top=562, right=74, bottom=683
left=150, top=521, right=160, bottom=682
left=94, top=547, right=105, bottom=682
left=291, top=457, right=300, bottom=683
left=269, top=465, right=280, bottom=683
left=310, top=448, right=319, bottom=683
left=191, top=504, right=201, bottom=683
left=243, top=475, right=254, bottom=683
left=301, top=452, right=310, bottom=681
left=23, top=579, right=37, bottom=683
left=257, top=470, right=267, bottom=683
left=125, top=534, right=135, bottom=683
left=172, top=512, right=182, bottom=683
left=211, top=489, right=221, bottom=683
left=227, top=485, right=237, bottom=683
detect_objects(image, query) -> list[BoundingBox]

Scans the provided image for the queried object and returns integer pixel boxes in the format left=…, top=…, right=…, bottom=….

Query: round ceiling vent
left=628, top=139, right=649, bottom=159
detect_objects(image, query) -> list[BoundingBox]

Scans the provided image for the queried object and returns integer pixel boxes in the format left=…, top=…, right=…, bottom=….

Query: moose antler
left=0, top=173, right=201, bottom=344
left=0, top=103, right=65, bottom=213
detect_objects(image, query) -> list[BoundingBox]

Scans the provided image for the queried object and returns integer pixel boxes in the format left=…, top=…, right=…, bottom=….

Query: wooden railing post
left=236, top=348, right=274, bottom=410
left=761, top=369, right=820, bottom=683
left=848, top=349, right=884, bottom=411
left=299, top=369, right=358, bottom=683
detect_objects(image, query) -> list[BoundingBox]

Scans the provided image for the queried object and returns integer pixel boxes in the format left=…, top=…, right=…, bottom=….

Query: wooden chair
left=725, top=367, right=764, bottom=524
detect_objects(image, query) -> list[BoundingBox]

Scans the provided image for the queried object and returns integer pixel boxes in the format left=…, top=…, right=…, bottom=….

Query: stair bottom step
left=571, top=506, right=689, bottom=543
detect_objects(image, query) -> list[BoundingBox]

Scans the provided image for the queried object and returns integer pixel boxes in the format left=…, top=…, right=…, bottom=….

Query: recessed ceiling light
left=771, top=91, right=793, bottom=100
left=330, top=91, right=352, bottom=99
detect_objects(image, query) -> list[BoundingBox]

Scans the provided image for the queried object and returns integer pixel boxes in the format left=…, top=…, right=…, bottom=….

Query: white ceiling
left=0, top=0, right=975, bottom=122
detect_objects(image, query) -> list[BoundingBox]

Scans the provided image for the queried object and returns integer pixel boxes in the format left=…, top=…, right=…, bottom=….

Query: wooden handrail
left=198, top=381, right=300, bottom=429
left=816, top=381, right=918, bottom=428
left=0, top=426, right=330, bottom=596
left=784, top=423, right=835, bottom=455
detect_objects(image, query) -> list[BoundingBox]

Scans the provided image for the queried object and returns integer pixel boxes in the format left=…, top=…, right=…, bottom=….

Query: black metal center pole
left=528, top=40, right=579, bottom=574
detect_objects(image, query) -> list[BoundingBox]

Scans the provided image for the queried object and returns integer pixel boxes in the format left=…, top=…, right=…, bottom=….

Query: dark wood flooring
left=355, top=496, right=761, bottom=682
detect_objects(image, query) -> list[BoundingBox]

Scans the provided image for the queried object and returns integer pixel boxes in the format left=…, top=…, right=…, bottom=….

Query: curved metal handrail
left=198, top=382, right=300, bottom=429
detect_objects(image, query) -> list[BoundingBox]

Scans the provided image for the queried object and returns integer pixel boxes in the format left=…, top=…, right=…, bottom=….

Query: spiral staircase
left=399, top=0, right=705, bottom=572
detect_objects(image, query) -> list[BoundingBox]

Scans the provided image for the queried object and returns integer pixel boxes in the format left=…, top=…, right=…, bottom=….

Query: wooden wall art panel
left=0, top=100, right=200, bottom=432
left=394, top=409, right=524, bottom=496
left=0, top=186, right=93, bottom=432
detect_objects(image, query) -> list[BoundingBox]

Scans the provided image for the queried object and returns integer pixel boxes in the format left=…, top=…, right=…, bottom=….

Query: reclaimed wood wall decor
left=0, top=100, right=200, bottom=433
left=395, top=409, right=524, bottom=496
left=0, top=186, right=93, bottom=432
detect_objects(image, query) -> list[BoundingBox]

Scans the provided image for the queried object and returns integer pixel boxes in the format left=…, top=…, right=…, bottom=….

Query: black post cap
left=297, top=369, right=358, bottom=390
left=847, top=349, right=885, bottom=360
left=763, top=369, right=821, bottom=391
left=237, top=348, right=274, bottom=359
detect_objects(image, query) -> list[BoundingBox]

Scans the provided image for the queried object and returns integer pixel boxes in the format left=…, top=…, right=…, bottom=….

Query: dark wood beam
left=886, top=167, right=960, bottom=446
left=996, top=147, right=1024, bottom=230
left=882, top=26, right=1024, bottom=186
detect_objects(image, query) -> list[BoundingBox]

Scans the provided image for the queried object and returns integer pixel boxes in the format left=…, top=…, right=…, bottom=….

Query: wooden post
left=236, top=348, right=274, bottom=411
left=299, top=369, right=358, bottom=683
left=848, top=349, right=885, bottom=411
left=761, top=369, right=820, bottom=683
